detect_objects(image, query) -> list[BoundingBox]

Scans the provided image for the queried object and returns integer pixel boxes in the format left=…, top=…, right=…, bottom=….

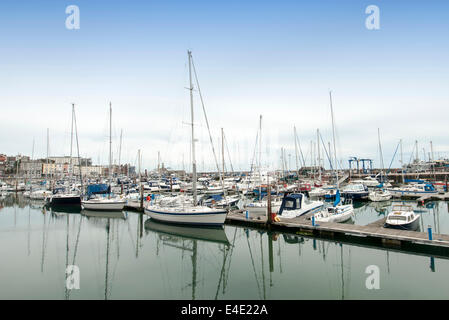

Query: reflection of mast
left=260, top=233, right=266, bottom=300
left=41, top=208, right=49, bottom=273
left=105, top=218, right=111, bottom=300
left=214, top=229, right=235, bottom=299
left=65, top=214, right=70, bottom=300
left=191, top=240, right=197, bottom=300
left=246, top=231, right=262, bottom=299
left=340, top=244, right=344, bottom=300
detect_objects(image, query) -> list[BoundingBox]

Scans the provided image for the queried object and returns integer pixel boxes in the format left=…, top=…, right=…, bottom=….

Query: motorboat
left=384, top=204, right=420, bottom=230
left=277, top=193, right=324, bottom=218
left=314, top=191, right=354, bottom=223
left=387, top=183, right=438, bottom=198
left=368, top=189, right=392, bottom=202
left=341, top=183, right=369, bottom=200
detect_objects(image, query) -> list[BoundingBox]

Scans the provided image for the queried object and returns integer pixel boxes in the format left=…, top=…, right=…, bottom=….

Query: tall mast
left=294, top=126, right=299, bottom=175
left=221, top=128, right=225, bottom=177
left=69, top=104, right=74, bottom=183
left=378, top=128, right=384, bottom=173
left=415, top=140, right=419, bottom=162
left=329, top=91, right=339, bottom=188
left=430, top=141, right=434, bottom=161
left=109, top=102, right=112, bottom=181
left=400, top=139, right=404, bottom=184
left=258, top=115, right=262, bottom=200
left=188, top=50, right=197, bottom=205
left=46, top=128, right=49, bottom=182
left=31, top=138, right=35, bottom=181
left=317, top=128, right=321, bottom=182
left=118, top=129, right=123, bottom=176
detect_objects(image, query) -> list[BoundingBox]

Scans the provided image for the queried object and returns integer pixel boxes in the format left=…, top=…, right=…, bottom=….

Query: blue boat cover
left=87, top=184, right=110, bottom=196
left=333, top=190, right=341, bottom=207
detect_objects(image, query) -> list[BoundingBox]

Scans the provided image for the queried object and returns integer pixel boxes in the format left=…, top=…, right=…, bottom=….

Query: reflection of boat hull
left=48, top=204, right=82, bottom=214
left=144, top=219, right=229, bottom=245
left=81, top=209, right=126, bottom=219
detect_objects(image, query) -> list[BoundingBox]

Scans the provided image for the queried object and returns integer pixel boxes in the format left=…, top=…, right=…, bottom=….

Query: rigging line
left=223, top=132, right=235, bottom=173
left=247, top=130, right=260, bottom=190
left=386, top=141, right=400, bottom=176
left=294, top=127, right=306, bottom=168
left=319, top=132, right=334, bottom=171
left=246, top=232, right=262, bottom=299
left=190, top=55, right=227, bottom=201
left=223, top=228, right=238, bottom=290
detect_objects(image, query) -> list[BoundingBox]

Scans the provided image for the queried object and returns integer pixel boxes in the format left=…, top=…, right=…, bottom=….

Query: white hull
left=81, top=199, right=126, bottom=211
left=368, top=191, right=392, bottom=202
left=144, top=205, right=227, bottom=226
left=314, top=205, right=354, bottom=223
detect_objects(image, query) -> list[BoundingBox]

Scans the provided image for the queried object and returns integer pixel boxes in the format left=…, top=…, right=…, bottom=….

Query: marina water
left=1, top=194, right=449, bottom=299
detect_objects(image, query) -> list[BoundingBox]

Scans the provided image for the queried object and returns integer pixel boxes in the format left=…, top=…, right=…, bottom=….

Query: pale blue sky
left=0, top=0, right=448, bottom=171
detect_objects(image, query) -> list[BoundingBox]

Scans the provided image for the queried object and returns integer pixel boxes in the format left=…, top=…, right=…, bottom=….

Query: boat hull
left=144, top=206, right=227, bottom=226
left=384, top=217, right=420, bottom=231
left=49, top=195, right=81, bottom=206
left=81, top=200, right=126, bottom=211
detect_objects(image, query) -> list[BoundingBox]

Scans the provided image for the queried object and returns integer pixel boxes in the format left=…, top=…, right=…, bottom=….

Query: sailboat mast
left=188, top=50, right=197, bottom=205
left=109, top=102, right=112, bottom=180
left=329, top=91, right=339, bottom=187
left=317, top=128, right=321, bottom=181
left=258, top=115, right=262, bottom=200
left=69, top=104, right=74, bottom=184
left=378, top=128, right=384, bottom=178
left=222, top=128, right=225, bottom=177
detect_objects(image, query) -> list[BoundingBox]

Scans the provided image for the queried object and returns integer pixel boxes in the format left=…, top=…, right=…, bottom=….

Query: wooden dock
left=226, top=211, right=449, bottom=259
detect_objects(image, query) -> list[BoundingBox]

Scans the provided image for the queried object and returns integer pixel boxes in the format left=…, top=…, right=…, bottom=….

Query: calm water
left=1, top=194, right=449, bottom=300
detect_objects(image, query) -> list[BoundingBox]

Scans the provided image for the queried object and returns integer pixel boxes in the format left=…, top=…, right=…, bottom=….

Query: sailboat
left=144, top=51, right=227, bottom=227
left=243, top=115, right=282, bottom=219
left=48, top=104, right=82, bottom=207
left=314, top=91, right=354, bottom=223
left=82, top=103, right=126, bottom=211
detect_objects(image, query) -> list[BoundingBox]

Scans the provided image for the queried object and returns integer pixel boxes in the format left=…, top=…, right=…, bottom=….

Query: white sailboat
left=314, top=91, right=354, bottom=224
left=145, top=51, right=227, bottom=226
left=82, top=102, right=126, bottom=211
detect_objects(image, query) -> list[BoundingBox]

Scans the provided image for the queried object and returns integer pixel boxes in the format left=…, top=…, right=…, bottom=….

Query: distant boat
left=384, top=204, right=420, bottom=230
left=341, top=183, right=369, bottom=200
left=387, top=183, right=438, bottom=198
left=81, top=103, right=125, bottom=211
left=277, top=193, right=323, bottom=218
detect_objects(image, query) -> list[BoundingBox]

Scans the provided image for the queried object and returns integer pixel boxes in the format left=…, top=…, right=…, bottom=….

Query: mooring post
left=140, top=184, right=144, bottom=212
left=245, top=210, right=249, bottom=220
left=312, top=215, right=315, bottom=226
left=428, top=225, right=433, bottom=241
left=267, top=184, right=272, bottom=228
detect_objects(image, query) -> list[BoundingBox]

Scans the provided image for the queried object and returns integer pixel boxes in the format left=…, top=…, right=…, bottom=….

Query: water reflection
left=1, top=196, right=449, bottom=299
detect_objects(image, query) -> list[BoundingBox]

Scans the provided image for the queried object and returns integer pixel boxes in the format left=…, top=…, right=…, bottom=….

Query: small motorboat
left=277, top=193, right=324, bottom=219
left=384, top=204, right=420, bottom=231
left=368, top=189, right=392, bottom=202
left=314, top=191, right=354, bottom=223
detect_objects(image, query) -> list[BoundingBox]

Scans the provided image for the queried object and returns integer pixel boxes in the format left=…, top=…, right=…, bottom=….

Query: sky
left=0, top=0, right=448, bottom=172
